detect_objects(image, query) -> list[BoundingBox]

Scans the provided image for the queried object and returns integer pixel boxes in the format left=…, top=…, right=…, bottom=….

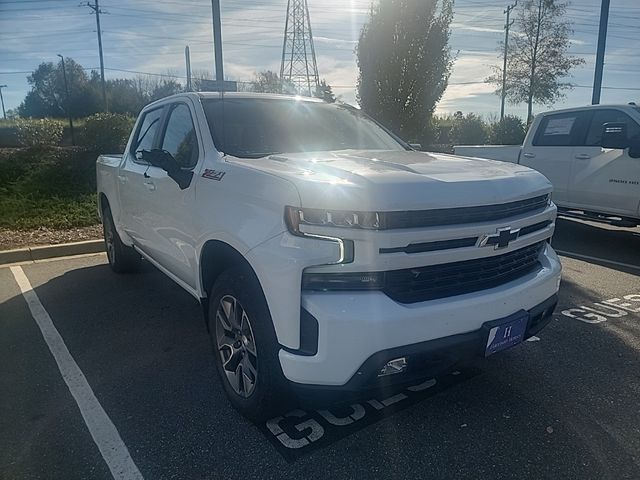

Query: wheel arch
left=199, top=240, right=262, bottom=326
left=98, top=192, right=110, bottom=218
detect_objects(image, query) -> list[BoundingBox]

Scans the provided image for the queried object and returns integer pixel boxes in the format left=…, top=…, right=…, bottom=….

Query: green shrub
left=81, top=113, right=135, bottom=153
left=450, top=113, right=489, bottom=145
left=490, top=115, right=527, bottom=145
left=0, top=146, right=99, bottom=229
left=15, top=118, right=64, bottom=147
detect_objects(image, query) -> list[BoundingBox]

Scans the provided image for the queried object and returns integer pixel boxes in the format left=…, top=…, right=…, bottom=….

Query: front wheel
left=208, top=266, right=289, bottom=421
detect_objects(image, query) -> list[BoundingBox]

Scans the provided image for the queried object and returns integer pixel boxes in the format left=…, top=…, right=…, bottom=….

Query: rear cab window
left=533, top=111, right=590, bottom=146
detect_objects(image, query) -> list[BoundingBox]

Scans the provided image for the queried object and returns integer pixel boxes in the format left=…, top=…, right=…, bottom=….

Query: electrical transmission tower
left=280, top=0, right=319, bottom=96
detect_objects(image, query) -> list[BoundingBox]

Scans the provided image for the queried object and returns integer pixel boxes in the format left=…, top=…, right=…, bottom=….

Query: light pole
left=592, top=0, right=610, bottom=105
left=501, top=1, right=517, bottom=120
left=57, top=55, right=75, bottom=145
left=211, top=0, right=224, bottom=86
left=0, top=85, right=7, bottom=120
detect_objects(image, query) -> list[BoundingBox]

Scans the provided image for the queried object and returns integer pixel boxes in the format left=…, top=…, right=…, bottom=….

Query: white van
left=456, top=104, right=640, bottom=227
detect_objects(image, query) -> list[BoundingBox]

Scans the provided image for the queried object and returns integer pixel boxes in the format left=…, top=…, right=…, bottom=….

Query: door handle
left=575, top=153, right=591, bottom=160
left=522, top=152, right=535, bottom=158
left=117, top=175, right=128, bottom=184
left=143, top=181, right=156, bottom=191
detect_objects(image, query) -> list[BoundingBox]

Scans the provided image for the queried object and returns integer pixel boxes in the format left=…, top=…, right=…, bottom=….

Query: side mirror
left=601, top=122, right=629, bottom=149
left=409, top=143, right=422, bottom=151
left=141, top=149, right=193, bottom=190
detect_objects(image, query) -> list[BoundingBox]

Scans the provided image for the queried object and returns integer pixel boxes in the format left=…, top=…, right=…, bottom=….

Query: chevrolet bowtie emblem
left=478, top=226, right=521, bottom=249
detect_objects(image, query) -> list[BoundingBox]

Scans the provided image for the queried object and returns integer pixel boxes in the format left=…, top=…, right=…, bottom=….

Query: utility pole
left=85, top=0, right=108, bottom=111
left=57, top=55, right=75, bottom=146
left=501, top=1, right=517, bottom=120
left=0, top=85, right=7, bottom=120
left=592, top=0, right=610, bottom=105
left=185, top=46, right=192, bottom=91
left=210, top=0, right=224, bottom=85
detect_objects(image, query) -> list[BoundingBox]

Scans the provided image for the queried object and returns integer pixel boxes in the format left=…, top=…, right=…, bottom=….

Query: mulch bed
left=0, top=225, right=103, bottom=251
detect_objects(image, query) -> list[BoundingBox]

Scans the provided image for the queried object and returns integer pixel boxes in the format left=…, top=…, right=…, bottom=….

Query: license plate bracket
left=482, top=311, right=529, bottom=357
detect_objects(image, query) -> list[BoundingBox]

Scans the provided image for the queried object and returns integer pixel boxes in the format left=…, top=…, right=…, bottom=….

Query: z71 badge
left=202, top=169, right=226, bottom=181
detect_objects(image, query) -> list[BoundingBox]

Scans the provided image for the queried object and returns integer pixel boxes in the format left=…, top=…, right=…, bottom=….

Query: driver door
left=569, top=108, right=640, bottom=217
left=135, top=101, right=202, bottom=289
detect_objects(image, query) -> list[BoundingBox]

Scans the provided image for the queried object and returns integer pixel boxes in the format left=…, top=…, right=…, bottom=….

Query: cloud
left=450, top=22, right=504, bottom=34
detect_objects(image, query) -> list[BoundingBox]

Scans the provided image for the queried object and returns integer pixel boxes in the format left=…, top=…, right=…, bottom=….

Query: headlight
left=285, top=206, right=355, bottom=264
left=285, top=206, right=380, bottom=233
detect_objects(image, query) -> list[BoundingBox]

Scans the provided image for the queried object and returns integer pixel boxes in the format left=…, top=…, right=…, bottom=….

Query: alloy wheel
left=215, top=295, right=258, bottom=397
left=104, top=217, right=115, bottom=265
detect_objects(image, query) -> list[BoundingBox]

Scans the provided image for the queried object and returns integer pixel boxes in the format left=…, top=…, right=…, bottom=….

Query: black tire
left=207, top=265, right=289, bottom=421
left=102, top=205, right=141, bottom=274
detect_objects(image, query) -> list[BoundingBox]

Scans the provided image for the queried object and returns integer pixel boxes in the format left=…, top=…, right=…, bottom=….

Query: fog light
left=378, top=357, right=408, bottom=377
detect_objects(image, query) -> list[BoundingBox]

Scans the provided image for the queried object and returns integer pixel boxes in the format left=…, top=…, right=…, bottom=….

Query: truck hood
left=227, top=150, right=552, bottom=211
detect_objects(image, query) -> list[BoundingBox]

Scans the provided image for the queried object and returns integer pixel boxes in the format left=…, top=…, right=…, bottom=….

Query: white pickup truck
left=97, top=92, right=561, bottom=419
left=455, top=104, right=640, bottom=227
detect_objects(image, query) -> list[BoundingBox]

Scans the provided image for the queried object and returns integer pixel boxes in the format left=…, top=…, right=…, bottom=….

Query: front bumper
left=279, top=244, right=562, bottom=386
left=291, top=294, right=557, bottom=399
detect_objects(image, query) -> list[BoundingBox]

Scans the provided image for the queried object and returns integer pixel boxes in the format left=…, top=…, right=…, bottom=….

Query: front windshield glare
left=202, top=98, right=404, bottom=158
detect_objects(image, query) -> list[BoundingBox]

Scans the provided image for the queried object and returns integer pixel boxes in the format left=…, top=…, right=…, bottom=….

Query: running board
left=557, top=208, right=638, bottom=228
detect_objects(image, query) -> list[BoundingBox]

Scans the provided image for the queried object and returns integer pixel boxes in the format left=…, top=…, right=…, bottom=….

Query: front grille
left=379, top=195, right=549, bottom=229
left=379, top=219, right=552, bottom=255
left=383, top=242, right=545, bottom=303
left=379, top=237, right=478, bottom=254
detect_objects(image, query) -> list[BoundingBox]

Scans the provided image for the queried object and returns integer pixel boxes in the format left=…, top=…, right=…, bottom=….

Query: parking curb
left=0, top=239, right=105, bottom=265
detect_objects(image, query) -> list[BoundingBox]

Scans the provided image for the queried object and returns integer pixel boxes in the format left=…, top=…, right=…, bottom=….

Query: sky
left=1, top=0, right=639, bottom=119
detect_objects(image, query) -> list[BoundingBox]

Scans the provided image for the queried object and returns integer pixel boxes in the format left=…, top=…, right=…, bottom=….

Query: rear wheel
left=208, top=266, right=289, bottom=421
left=102, top=205, right=141, bottom=273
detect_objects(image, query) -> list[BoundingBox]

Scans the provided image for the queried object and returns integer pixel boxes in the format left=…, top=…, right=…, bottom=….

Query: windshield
left=202, top=98, right=405, bottom=158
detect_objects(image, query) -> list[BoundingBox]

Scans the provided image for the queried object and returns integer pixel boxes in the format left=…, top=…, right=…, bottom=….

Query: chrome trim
left=299, top=231, right=347, bottom=264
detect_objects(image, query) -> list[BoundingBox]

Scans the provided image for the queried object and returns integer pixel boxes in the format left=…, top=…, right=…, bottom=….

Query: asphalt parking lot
left=1, top=217, right=639, bottom=480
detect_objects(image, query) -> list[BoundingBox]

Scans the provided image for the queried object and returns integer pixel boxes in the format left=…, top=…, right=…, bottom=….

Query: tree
left=487, top=0, right=584, bottom=122
left=16, top=59, right=185, bottom=119
left=490, top=115, right=527, bottom=145
left=357, top=0, right=454, bottom=141
left=249, top=71, right=281, bottom=93
left=314, top=79, right=336, bottom=103
left=18, top=59, right=102, bottom=118
left=449, top=112, right=489, bottom=145
left=246, top=70, right=296, bottom=94
left=104, top=78, right=145, bottom=115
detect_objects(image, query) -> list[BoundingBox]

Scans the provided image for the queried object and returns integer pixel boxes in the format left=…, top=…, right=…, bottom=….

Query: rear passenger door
left=521, top=111, right=590, bottom=206
left=119, top=106, right=165, bottom=245
left=569, top=109, right=640, bottom=217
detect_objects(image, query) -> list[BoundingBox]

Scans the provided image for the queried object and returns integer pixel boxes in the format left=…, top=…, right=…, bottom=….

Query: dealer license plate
left=484, top=312, right=529, bottom=357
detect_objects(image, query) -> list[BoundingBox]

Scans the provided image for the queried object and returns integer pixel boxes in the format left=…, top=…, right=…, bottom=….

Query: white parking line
left=556, top=250, right=640, bottom=272
left=9, top=266, right=143, bottom=480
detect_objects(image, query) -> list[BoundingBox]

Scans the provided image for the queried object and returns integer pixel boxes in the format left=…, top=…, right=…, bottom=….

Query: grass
left=0, top=146, right=100, bottom=230
left=0, top=194, right=98, bottom=229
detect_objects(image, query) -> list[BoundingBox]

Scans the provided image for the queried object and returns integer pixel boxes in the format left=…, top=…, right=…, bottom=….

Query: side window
left=585, top=109, right=640, bottom=146
left=533, top=112, right=588, bottom=146
left=161, top=104, right=199, bottom=169
left=132, top=108, right=163, bottom=158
